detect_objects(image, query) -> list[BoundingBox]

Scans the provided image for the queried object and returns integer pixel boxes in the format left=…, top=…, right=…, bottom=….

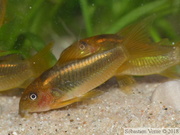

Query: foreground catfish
left=19, top=17, right=180, bottom=116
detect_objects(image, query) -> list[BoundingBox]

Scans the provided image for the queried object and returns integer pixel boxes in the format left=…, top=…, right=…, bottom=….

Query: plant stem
left=107, top=0, right=168, bottom=33
left=79, top=0, right=92, bottom=36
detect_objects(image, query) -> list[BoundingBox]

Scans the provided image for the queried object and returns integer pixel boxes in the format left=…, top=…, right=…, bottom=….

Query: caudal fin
left=28, top=43, right=55, bottom=77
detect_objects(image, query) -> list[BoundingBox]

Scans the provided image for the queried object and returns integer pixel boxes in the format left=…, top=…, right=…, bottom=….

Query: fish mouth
left=19, top=106, right=51, bottom=117
left=19, top=109, right=36, bottom=118
left=19, top=103, right=32, bottom=117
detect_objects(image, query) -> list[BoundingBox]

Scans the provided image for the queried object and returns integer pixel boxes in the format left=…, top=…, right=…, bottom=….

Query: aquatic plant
left=0, top=0, right=180, bottom=58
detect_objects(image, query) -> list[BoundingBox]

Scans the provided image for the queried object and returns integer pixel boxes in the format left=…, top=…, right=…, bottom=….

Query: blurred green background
left=0, top=0, right=180, bottom=58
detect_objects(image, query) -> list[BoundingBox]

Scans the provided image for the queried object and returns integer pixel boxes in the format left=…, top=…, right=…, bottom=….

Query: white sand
left=0, top=76, right=179, bottom=135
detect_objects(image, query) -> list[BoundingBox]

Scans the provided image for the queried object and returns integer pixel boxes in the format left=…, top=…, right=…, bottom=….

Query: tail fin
left=28, top=43, right=55, bottom=77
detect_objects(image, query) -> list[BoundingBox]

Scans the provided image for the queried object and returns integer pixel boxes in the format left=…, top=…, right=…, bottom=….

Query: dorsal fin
left=116, top=16, right=163, bottom=58
left=28, top=43, right=55, bottom=77
left=117, top=16, right=154, bottom=44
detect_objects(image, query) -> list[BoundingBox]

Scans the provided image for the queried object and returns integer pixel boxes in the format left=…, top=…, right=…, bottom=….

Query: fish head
left=59, top=37, right=101, bottom=61
left=19, top=78, right=54, bottom=117
left=69, top=34, right=122, bottom=56
left=58, top=34, right=122, bottom=65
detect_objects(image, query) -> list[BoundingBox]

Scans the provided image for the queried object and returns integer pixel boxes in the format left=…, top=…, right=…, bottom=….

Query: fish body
left=0, top=43, right=54, bottom=91
left=19, top=17, right=180, bottom=116
left=59, top=17, right=180, bottom=77
left=63, top=38, right=180, bottom=77
left=0, top=56, right=33, bottom=91
left=119, top=44, right=180, bottom=76
left=19, top=46, right=128, bottom=115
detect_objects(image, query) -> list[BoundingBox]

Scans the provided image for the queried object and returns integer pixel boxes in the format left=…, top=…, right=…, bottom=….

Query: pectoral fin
left=51, top=89, right=103, bottom=109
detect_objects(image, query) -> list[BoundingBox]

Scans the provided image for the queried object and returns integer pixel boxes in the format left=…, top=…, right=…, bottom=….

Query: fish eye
left=79, top=41, right=88, bottom=50
left=29, top=93, right=38, bottom=101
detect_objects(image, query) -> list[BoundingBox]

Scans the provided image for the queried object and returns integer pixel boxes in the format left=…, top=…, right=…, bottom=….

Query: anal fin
left=115, top=75, right=136, bottom=94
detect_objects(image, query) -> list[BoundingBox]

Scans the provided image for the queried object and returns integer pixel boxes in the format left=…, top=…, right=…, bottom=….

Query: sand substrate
left=0, top=76, right=179, bottom=135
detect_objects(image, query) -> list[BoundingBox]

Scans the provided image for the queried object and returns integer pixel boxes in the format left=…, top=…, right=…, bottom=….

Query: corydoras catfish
left=0, top=43, right=53, bottom=91
left=19, top=45, right=128, bottom=116
left=19, top=18, right=180, bottom=116
left=58, top=17, right=180, bottom=88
